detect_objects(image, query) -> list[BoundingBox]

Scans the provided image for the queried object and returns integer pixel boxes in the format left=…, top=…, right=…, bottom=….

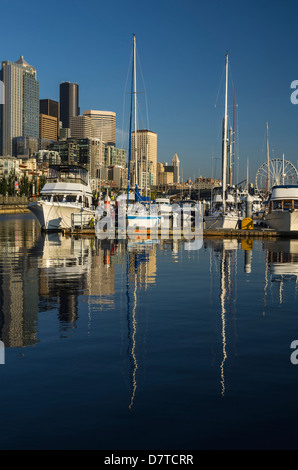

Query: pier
left=61, top=226, right=295, bottom=240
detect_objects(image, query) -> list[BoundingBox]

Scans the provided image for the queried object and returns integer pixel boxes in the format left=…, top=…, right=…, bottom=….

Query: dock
left=61, top=226, right=297, bottom=239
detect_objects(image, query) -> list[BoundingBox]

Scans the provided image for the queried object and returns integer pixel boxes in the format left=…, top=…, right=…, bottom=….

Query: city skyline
left=1, top=0, right=298, bottom=184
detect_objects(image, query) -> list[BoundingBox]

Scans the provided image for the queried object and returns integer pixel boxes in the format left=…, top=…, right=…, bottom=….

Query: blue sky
left=1, top=0, right=298, bottom=183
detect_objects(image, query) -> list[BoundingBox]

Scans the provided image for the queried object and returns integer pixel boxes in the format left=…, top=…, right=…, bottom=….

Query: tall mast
left=222, top=51, right=229, bottom=213
left=266, top=122, right=270, bottom=194
left=133, top=34, right=138, bottom=187
left=127, top=34, right=134, bottom=208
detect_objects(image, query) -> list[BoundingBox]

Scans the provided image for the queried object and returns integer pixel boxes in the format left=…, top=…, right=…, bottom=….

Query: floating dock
left=61, top=226, right=298, bottom=239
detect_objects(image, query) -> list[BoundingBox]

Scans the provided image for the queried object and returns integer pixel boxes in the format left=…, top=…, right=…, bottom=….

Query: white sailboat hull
left=204, top=213, right=239, bottom=230
left=28, top=201, right=94, bottom=231
left=265, top=211, right=298, bottom=231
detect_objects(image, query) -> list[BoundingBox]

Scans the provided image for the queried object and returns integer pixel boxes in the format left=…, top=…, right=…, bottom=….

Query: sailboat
left=205, top=52, right=239, bottom=230
left=125, top=34, right=161, bottom=231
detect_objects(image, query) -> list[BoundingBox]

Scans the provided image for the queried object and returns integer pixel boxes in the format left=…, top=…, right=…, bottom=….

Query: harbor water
left=1, top=213, right=298, bottom=449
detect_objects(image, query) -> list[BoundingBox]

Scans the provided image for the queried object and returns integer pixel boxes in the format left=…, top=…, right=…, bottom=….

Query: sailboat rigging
left=205, top=52, right=239, bottom=230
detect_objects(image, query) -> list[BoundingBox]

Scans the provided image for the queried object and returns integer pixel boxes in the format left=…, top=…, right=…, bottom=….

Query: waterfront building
left=0, top=56, right=39, bottom=157
left=131, top=129, right=157, bottom=186
left=107, top=165, right=128, bottom=188
left=35, top=149, right=61, bottom=166
left=104, top=145, right=126, bottom=168
left=49, top=139, right=79, bottom=166
left=0, top=157, right=20, bottom=177
left=48, top=137, right=102, bottom=178
left=83, top=110, right=116, bottom=146
left=13, top=136, right=39, bottom=158
left=59, top=82, right=79, bottom=130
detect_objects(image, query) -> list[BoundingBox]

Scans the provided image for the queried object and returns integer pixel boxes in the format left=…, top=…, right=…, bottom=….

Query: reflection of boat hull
left=204, top=213, right=239, bottom=230
left=265, top=211, right=298, bottom=231
left=28, top=201, right=94, bottom=231
left=270, top=262, right=298, bottom=276
left=127, top=214, right=161, bottom=229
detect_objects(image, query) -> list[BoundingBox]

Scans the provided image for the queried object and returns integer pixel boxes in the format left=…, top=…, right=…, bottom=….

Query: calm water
left=1, top=213, right=298, bottom=450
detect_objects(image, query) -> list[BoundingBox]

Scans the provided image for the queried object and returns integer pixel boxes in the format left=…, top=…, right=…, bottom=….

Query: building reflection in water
left=0, top=216, right=40, bottom=348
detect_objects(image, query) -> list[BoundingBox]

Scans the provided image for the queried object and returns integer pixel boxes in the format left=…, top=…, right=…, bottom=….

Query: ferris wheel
left=255, top=158, right=298, bottom=193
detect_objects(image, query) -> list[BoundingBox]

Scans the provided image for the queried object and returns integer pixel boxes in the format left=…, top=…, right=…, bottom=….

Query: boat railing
left=71, top=212, right=94, bottom=230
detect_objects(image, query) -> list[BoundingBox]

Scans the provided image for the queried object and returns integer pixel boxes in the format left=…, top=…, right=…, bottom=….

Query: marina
left=1, top=0, right=298, bottom=452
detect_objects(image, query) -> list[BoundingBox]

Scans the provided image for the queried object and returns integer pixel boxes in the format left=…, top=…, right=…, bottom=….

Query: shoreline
left=0, top=207, right=30, bottom=214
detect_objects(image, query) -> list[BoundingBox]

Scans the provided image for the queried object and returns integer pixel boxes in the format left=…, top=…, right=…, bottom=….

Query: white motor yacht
left=28, top=165, right=95, bottom=231
left=265, top=185, right=298, bottom=231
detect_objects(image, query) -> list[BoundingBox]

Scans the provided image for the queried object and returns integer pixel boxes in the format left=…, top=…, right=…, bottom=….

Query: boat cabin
left=268, top=185, right=298, bottom=213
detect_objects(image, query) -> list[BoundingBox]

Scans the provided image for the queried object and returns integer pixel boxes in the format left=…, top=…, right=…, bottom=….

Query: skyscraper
left=70, top=115, right=94, bottom=139
left=39, top=114, right=58, bottom=141
left=131, top=129, right=157, bottom=186
left=172, top=153, right=180, bottom=183
left=83, top=110, right=116, bottom=146
left=59, top=82, right=79, bottom=130
left=0, top=56, right=39, bottom=156
left=40, top=99, right=59, bottom=140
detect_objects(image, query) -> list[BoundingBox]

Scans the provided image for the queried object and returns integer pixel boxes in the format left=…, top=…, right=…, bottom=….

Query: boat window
left=294, top=201, right=298, bottom=209
left=273, top=201, right=282, bottom=210
left=53, top=195, right=64, bottom=202
left=65, top=195, right=77, bottom=203
left=283, top=200, right=292, bottom=210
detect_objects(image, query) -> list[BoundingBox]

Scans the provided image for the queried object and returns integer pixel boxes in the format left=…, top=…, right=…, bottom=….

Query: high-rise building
left=40, top=99, right=59, bottom=139
left=104, top=145, right=126, bottom=168
left=172, top=153, right=180, bottom=183
left=0, top=56, right=39, bottom=156
left=39, top=114, right=58, bottom=141
left=59, top=82, right=79, bottom=130
left=83, top=110, right=116, bottom=146
left=131, top=129, right=157, bottom=186
left=70, top=115, right=94, bottom=139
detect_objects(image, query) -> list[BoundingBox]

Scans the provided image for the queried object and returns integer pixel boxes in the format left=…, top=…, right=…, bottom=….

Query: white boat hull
left=265, top=211, right=298, bottom=231
left=204, top=213, right=239, bottom=230
left=28, top=201, right=94, bottom=231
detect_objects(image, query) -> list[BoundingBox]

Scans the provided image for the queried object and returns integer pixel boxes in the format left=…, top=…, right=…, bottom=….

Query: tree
left=19, top=173, right=30, bottom=196
left=39, top=172, right=47, bottom=193
left=0, top=176, right=7, bottom=196
left=7, top=169, right=16, bottom=196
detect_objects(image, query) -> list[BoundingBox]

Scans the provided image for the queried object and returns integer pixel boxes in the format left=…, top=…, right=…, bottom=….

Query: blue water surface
left=0, top=214, right=298, bottom=450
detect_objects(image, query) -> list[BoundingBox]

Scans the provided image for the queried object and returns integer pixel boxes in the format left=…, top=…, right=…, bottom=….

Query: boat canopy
left=46, top=165, right=89, bottom=186
left=271, top=185, right=298, bottom=200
